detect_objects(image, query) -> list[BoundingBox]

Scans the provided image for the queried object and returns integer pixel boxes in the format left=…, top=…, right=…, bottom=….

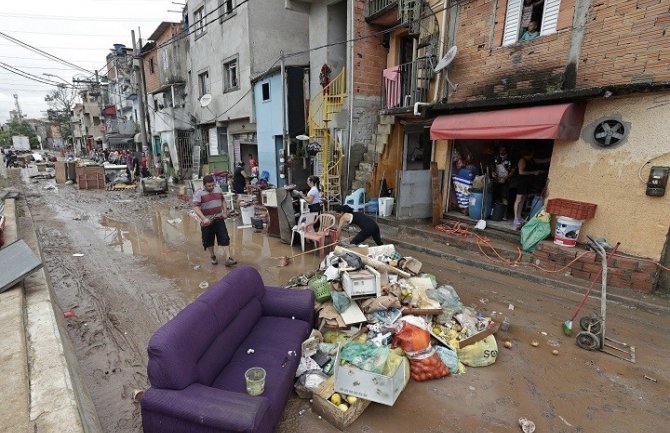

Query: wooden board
left=431, top=161, right=441, bottom=226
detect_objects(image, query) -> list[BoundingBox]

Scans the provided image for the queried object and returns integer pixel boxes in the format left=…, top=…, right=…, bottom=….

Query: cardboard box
left=333, top=349, right=408, bottom=406
left=341, top=266, right=381, bottom=299
left=313, top=376, right=370, bottom=430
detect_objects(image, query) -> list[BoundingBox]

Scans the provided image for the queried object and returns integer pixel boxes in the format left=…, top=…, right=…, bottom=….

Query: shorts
left=201, top=218, right=230, bottom=249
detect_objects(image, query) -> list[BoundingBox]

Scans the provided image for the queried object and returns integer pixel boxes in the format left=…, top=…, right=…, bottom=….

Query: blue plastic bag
left=520, top=209, right=551, bottom=252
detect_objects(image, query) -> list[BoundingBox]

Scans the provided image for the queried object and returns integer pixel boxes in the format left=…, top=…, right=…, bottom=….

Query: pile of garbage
left=291, top=244, right=504, bottom=428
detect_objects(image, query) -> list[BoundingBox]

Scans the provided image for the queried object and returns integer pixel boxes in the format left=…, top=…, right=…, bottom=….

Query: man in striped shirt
left=193, top=175, right=237, bottom=266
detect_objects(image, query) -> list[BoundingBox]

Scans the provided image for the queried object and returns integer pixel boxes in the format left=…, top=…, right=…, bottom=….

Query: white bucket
left=241, top=205, right=255, bottom=225
left=378, top=197, right=395, bottom=217
left=554, top=216, right=583, bottom=247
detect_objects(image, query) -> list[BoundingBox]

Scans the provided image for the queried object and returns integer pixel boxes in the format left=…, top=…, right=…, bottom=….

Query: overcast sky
left=0, top=0, right=180, bottom=124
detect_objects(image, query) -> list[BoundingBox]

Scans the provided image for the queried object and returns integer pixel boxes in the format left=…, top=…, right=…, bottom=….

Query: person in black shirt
left=333, top=204, right=383, bottom=246
left=232, top=161, right=248, bottom=194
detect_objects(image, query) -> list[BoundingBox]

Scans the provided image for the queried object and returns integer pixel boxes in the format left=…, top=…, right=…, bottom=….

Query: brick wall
left=144, top=48, right=160, bottom=94
left=354, top=0, right=386, bottom=96
left=532, top=242, right=658, bottom=292
left=447, top=0, right=670, bottom=101
left=578, top=0, right=670, bottom=87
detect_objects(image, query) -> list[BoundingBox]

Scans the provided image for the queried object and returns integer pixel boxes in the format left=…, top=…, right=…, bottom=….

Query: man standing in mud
left=193, top=175, right=237, bottom=266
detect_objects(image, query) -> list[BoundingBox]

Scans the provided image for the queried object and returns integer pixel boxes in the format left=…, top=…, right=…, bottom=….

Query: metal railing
left=368, top=0, right=398, bottom=17
left=382, top=57, right=434, bottom=110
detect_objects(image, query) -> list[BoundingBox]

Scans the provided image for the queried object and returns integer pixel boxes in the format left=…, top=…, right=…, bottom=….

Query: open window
left=502, top=0, right=561, bottom=46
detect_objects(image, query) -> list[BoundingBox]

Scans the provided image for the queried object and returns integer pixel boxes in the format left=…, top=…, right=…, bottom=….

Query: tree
left=44, top=86, right=78, bottom=145
left=0, top=119, right=39, bottom=148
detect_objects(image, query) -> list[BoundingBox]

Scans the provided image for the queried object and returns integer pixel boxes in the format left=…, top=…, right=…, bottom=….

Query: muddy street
left=22, top=176, right=670, bottom=433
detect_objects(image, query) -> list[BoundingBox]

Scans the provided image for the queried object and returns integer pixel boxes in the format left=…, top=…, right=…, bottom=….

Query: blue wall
left=254, top=72, right=283, bottom=186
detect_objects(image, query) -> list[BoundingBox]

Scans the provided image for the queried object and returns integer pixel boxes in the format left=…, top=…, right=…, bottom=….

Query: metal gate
left=176, top=130, right=193, bottom=178
left=397, top=170, right=432, bottom=218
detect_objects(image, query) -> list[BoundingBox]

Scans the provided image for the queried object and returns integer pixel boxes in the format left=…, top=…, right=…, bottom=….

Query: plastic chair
left=291, top=212, right=319, bottom=252
left=344, top=188, right=366, bottom=212
left=303, top=213, right=337, bottom=257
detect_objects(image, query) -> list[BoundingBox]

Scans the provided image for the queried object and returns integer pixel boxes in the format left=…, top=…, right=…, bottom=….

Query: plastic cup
left=245, top=367, right=266, bottom=396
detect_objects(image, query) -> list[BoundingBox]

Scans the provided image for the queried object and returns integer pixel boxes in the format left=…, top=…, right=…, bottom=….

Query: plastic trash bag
left=331, top=291, right=351, bottom=313
left=426, top=285, right=463, bottom=323
left=340, top=341, right=390, bottom=374
left=456, top=335, right=498, bottom=367
left=435, top=345, right=460, bottom=374
left=520, top=209, right=551, bottom=252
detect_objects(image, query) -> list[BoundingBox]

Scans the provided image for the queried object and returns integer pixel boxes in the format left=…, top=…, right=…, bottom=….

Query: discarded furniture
left=0, top=239, right=43, bottom=294
left=344, top=188, right=367, bottom=212
left=303, top=213, right=336, bottom=257
left=141, top=266, right=315, bottom=433
left=290, top=212, right=318, bottom=252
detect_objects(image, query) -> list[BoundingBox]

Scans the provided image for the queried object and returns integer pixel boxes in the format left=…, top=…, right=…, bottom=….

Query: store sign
left=209, top=127, right=218, bottom=156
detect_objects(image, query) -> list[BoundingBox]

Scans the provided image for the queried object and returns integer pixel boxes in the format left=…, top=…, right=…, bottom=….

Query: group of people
left=490, top=145, right=549, bottom=230
left=192, top=166, right=385, bottom=268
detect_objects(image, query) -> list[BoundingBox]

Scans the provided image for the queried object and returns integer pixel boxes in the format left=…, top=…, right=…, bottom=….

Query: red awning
left=430, top=103, right=586, bottom=140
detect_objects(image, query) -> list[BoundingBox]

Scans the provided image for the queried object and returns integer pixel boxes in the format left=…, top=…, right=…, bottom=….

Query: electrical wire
left=0, top=31, right=94, bottom=74
left=0, top=62, right=75, bottom=87
left=0, top=12, right=163, bottom=22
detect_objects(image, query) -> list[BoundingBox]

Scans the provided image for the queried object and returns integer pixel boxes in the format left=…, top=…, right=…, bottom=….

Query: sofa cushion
left=142, top=383, right=270, bottom=432
left=211, top=316, right=311, bottom=424
left=148, top=267, right=265, bottom=390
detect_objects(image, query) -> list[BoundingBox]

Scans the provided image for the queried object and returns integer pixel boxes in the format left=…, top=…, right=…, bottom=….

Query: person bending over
left=333, top=204, right=383, bottom=246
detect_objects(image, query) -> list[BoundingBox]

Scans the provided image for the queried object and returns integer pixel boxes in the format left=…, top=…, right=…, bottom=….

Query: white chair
left=291, top=212, right=318, bottom=252
left=299, top=198, right=310, bottom=214
left=344, top=188, right=366, bottom=212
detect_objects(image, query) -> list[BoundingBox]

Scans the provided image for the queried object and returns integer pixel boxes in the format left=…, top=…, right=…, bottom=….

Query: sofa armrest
left=262, top=286, right=314, bottom=324
left=141, top=384, right=269, bottom=432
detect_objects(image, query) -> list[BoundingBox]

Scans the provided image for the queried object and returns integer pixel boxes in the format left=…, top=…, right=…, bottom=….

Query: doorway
left=447, top=139, right=554, bottom=230
left=396, top=126, right=433, bottom=218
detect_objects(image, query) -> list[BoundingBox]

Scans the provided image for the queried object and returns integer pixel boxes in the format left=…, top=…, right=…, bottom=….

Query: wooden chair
left=303, top=213, right=337, bottom=257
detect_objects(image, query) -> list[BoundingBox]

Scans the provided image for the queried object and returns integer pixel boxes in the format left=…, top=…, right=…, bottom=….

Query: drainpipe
left=280, top=51, right=290, bottom=185
left=414, top=102, right=430, bottom=116
left=433, top=0, right=449, bottom=102
left=345, top=0, right=355, bottom=193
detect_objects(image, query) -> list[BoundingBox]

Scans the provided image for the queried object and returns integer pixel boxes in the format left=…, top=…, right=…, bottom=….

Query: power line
left=156, top=0, right=249, bottom=50
left=0, top=43, right=120, bottom=52
left=0, top=64, right=85, bottom=71
left=0, top=55, right=99, bottom=63
left=0, top=29, right=134, bottom=38
left=0, top=12, right=163, bottom=22
left=0, top=62, right=71, bottom=87
left=0, top=31, right=94, bottom=74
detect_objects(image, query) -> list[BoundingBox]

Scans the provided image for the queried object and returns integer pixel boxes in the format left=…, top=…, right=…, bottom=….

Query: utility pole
left=280, top=51, right=290, bottom=185
left=131, top=30, right=149, bottom=157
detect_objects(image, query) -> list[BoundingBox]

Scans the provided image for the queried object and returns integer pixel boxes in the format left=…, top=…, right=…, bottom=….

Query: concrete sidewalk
left=376, top=216, right=670, bottom=317
left=0, top=169, right=102, bottom=432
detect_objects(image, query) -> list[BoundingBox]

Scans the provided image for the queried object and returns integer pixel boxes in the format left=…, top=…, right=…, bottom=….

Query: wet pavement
left=15, top=169, right=670, bottom=433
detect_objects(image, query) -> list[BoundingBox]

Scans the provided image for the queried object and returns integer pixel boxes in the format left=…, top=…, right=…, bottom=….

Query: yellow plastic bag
left=456, top=335, right=498, bottom=367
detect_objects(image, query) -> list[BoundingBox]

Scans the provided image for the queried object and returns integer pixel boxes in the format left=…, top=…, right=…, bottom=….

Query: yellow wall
left=548, top=92, right=670, bottom=260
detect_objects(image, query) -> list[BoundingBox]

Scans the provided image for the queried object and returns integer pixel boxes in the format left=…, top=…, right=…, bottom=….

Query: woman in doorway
left=298, top=175, right=322, bottom=213
left=513, top=147, right=550, bottom=229
left=333, top=204, right=383, bottom=246
left=232, top=161, right=248, bottom=194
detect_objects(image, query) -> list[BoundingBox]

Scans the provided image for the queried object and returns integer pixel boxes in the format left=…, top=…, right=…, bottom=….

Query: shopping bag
left=457, top=335, right=498, bottom=367
left=520, top=209, right=551, bottom=252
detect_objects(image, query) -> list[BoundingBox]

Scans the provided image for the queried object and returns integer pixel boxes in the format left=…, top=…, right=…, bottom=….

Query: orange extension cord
left=434, top=222, right=670, bottom=273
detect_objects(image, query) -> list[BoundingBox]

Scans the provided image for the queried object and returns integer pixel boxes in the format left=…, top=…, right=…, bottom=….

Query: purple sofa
left=141, top=266, right=315, bottom=433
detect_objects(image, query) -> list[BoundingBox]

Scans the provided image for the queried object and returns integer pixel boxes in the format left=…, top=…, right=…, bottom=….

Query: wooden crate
left=54, top=162, right=67, bottom=184
left=312, top=376, right=370, bottom=430
left=77, top=173, right=105, bottom=190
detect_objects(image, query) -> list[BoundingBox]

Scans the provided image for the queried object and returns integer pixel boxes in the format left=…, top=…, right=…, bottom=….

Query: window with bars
left=502, top=0, right=561, bottom=46
left=194, top=6, right=206, bottom=37
left=223, top=57, right=239, bottom=92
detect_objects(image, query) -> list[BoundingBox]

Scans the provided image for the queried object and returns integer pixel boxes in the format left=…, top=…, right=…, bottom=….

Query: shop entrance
left=447, top=139, right=554, bottom=230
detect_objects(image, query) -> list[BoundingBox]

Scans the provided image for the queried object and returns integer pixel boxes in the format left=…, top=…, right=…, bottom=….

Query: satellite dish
left=434, top=46, right=458, bottom=73
left=434, top=46, right=459, bottom=95
left=296, top=134, right=310, bottom=141
left=199, top=94, right=212, bottom=108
